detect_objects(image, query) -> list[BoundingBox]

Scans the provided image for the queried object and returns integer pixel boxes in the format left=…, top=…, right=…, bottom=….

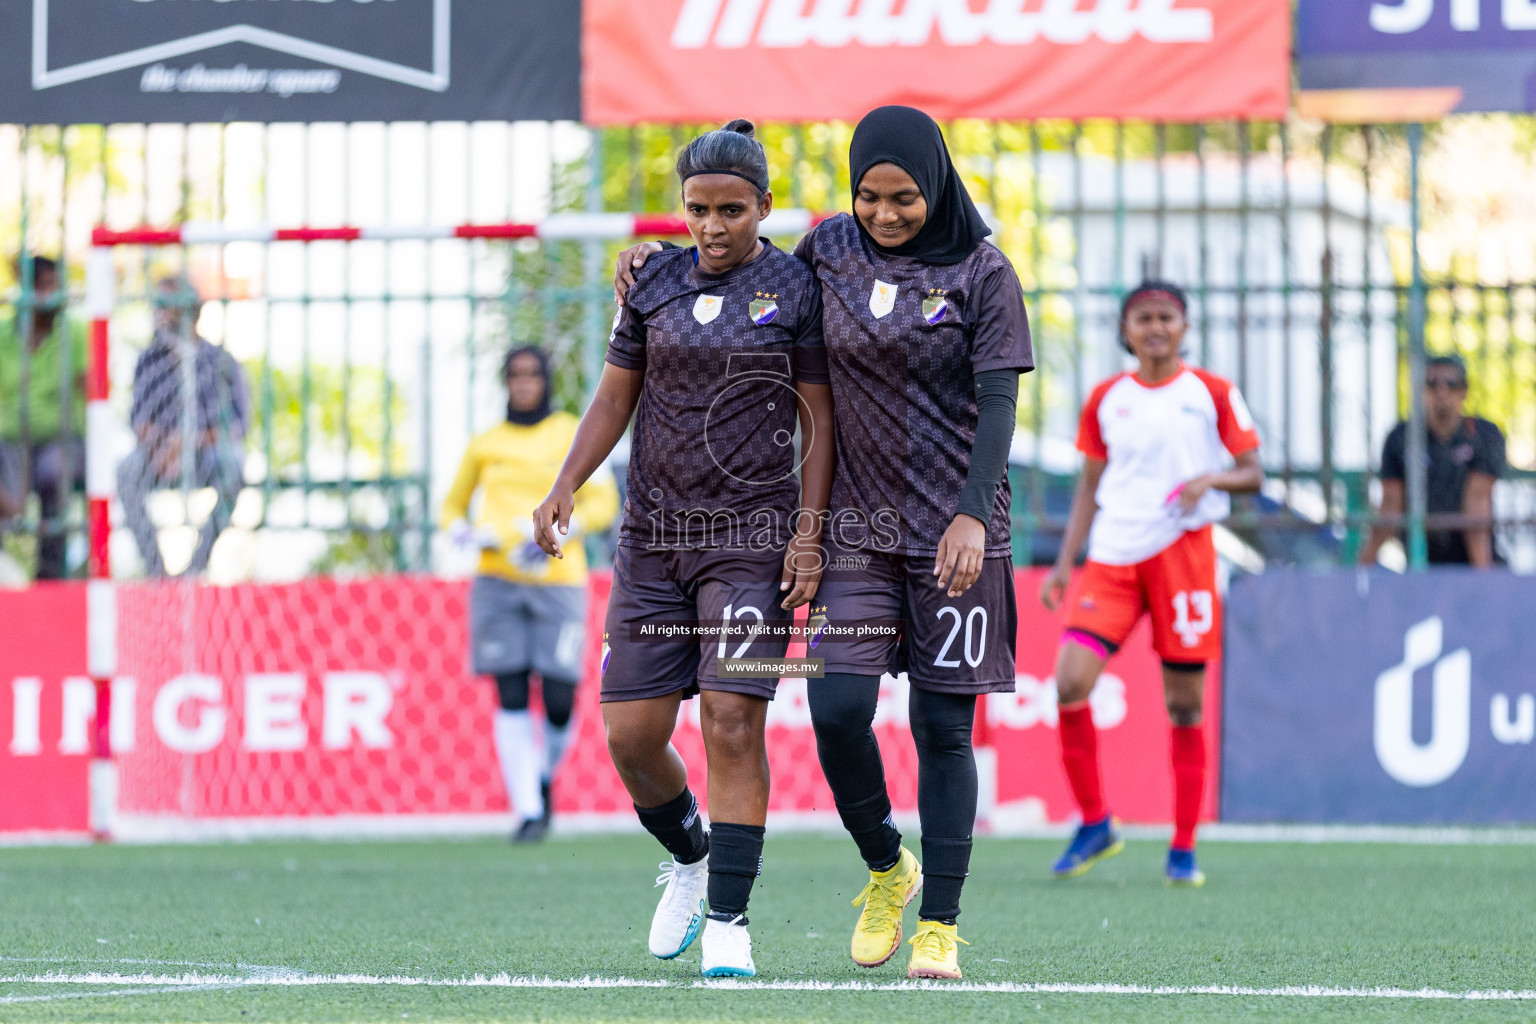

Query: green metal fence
left=3, top=119, right=1534, bottom=580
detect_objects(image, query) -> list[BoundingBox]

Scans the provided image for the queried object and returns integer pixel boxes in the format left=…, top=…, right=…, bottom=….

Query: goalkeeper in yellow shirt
left=443, top=346, right=618, bottom=842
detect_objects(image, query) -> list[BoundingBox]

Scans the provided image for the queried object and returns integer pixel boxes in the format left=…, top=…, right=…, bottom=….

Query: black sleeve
left=659, top=240, right=683, bottom=251
left=604, top=301, right=647, bottom=370
left=791, top=279, right=829, bottom=385
left=970, top=263, right=1034, bottom=374
left=1471, top=420, right=1506, bottom=479
left=1379, top=423, right=1407, bottom=481
left=956, top=369, right=1019, bottom=525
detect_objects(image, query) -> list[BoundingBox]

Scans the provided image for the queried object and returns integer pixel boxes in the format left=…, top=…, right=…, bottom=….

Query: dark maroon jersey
left=607, top=240, right=828, bottom=550
left=795, top=214, right=1033, bottom=556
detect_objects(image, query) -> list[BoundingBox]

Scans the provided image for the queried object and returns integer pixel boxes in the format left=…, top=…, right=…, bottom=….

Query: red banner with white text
left=582, top=0, right=1289, bottom=124
left=0, top=572, right=1218, bottom=834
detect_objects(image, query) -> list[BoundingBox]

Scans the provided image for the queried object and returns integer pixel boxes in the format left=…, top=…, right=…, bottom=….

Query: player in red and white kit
left=1040, top=281, right=1263, bottom=887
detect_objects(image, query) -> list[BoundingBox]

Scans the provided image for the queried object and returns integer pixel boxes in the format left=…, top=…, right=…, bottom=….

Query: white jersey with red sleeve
left=1076, top=363, right=1261, bottom=565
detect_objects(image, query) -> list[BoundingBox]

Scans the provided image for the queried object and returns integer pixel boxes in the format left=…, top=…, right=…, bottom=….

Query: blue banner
left=1223, top=569, right=1536, bottom=824
left=1297, top=0, right=1536, bottom=113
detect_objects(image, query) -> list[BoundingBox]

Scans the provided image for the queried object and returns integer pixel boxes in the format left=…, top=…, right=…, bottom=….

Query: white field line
left=0, top=956, right=300, bottom=972
left=0, top=984, right=242, bottom=1006
left=10, top=818, right=1536, bottom=847
left=2, top=971, right=1535, bottom=1001
left=0, top=971, right=669, bottom=989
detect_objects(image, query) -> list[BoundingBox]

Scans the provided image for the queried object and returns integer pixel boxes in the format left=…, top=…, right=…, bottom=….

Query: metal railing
left=3, top=119, right=1534, bottom=579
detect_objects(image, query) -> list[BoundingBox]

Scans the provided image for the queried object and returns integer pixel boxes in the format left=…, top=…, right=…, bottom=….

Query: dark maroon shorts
left=809, top=543, right=1018, bottom=695
left=600, top=544, right=791, bottom=703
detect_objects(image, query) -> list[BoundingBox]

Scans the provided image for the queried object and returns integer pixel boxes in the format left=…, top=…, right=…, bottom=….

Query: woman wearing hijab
left=442, top=345, right=619, bottom=843
left=614, top=105, right=1033, bottom=980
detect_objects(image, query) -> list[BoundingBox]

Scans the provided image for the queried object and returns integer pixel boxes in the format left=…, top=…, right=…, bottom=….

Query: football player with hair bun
left=535, top=118, right=833, bottom=979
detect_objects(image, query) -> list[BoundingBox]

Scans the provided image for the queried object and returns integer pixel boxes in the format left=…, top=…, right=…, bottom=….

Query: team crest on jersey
left=694, top=294, right=723, bottom=324
left=922, top=289, right=949, bottom=325
left=807, top=606, right=830, bottom=650
left=749, top=293, right=779, bottom=325
left=600, top=633, right=611, bottom=675
left=869, top=280, right=897, bottom=319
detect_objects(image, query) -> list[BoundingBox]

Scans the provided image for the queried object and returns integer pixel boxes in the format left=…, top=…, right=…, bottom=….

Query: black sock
left=809, top=673, right=903, bottom=870
left=635, top=787, right=708, bottom=865
left=706, top=822, right=765, bottom=920
left=911, top=687, right=978, bottom=922
left=839, top=792, right=902, bottom=872
left=918, top=836, right=971, bottom=923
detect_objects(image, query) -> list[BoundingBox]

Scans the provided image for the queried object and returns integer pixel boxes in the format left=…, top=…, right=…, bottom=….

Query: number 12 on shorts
left=718, top=603, right=765, bottom=660
left=1172, top=590, right=1213, bottom=648
left=935, top=606, right=988, bottom=668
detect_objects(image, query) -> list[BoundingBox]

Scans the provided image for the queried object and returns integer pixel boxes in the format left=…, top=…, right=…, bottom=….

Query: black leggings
left=808, top=673, right=977, bottom=922
left=494, top=670, right=576, bottom=728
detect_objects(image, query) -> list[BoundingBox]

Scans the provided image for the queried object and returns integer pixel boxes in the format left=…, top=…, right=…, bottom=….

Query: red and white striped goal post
left=82, top=211, right=831, bottom=838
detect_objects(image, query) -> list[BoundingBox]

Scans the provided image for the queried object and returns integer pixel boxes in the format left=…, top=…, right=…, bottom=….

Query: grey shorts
left=811, top=543, right=1018, bottom=695
left=469, top=576, right=587, bottom=681
left=601, top=544, right=791, bottom=703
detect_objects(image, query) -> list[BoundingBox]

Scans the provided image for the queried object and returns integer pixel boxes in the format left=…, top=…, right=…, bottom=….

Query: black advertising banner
left=0, top=0, right=579, bottom=124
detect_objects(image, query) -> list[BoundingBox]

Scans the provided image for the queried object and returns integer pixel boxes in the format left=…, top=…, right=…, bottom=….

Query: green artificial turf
left=2, top=834, right=1533, bottom=1022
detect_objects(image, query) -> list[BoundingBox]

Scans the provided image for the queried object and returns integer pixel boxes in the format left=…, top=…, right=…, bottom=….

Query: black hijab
left=848, top=106, right=991, bottom=266
left=504, top=345, right=552, bottom=426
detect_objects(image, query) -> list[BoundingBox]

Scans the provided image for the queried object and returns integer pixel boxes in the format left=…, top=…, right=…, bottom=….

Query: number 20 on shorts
left=935, top=606, right=988, bottom=668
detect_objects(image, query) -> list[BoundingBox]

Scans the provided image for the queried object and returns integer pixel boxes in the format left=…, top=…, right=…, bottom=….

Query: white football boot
left=700, top=914, right=756, bottom=978
left=648, top=858, right=708, bottom=959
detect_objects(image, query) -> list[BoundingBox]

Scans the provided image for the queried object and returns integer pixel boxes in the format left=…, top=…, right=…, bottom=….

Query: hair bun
left=721, top=118, right=756, bottom=138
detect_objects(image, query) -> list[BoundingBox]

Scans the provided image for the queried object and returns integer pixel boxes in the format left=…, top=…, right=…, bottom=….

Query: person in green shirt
left=0, top=256, right=87, bottom=579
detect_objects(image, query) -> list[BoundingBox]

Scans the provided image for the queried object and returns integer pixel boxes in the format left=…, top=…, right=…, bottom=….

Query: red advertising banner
left=582, top=0, right=1289, bottom=124
left=0, top=571, right=1218, bottom=834
left=0, top=584, right=90, bottom=834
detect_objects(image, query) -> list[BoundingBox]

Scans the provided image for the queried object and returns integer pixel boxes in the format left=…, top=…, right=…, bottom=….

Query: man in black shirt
left=1362, top=354, right=1505, bottom=567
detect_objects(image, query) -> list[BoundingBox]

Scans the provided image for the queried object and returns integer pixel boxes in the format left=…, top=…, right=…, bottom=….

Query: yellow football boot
left=906, top=919, right=968, bottom=980
left=849, top=846, right=923, bottom=967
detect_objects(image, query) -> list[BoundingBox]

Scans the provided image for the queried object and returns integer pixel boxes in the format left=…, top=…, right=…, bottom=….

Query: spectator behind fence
left=0, top=255, right=88, bottom=579
left=118, top=275, right=250, bottom=577
left=1361, top=354, right=1506, bottom=568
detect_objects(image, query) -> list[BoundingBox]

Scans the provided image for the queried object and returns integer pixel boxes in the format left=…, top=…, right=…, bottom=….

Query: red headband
left=1124, top=289, right=1186, bottom=314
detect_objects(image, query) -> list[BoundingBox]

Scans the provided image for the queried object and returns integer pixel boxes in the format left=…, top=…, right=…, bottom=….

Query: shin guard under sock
left=706, top=822, right=765, bottom=920
left=635, top=787, right=708, bottom=865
